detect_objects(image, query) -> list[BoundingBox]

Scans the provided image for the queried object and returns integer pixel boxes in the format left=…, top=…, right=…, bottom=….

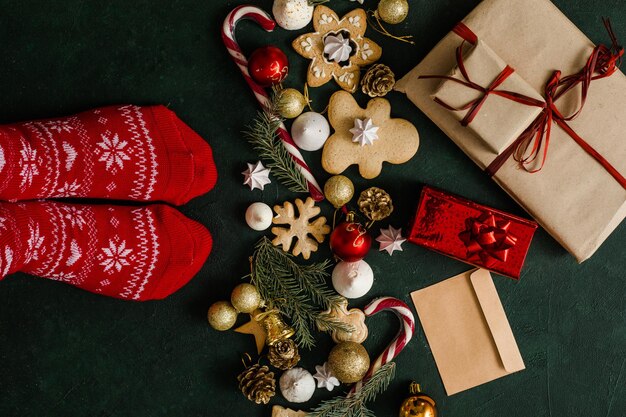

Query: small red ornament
left=248, top=46, right=289, bottom=87
left=330, top=213, right=372, bottom=262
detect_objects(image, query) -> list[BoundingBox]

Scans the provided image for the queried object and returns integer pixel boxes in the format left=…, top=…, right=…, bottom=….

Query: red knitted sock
left=0, top=105, right=217, bottom=205
left=0, top=201, right=212, bottom=301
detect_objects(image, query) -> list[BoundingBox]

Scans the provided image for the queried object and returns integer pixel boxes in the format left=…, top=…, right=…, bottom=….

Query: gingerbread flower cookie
left=292, top=6, right=382, bottom=93
left=322, top=91, right=420, bottom=178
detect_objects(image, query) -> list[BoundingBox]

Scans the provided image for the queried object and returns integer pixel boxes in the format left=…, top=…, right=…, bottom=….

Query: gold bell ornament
left=257, top=308, right=296, bottom=345
left=399, top=382, right=437, bottom=417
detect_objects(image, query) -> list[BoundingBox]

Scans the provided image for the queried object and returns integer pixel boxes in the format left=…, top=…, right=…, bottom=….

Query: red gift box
left=408, top=186, right=538, bottom=279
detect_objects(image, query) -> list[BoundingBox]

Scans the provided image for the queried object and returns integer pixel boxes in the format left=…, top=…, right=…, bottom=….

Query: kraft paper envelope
left=411, top=268, right=524, bottom=395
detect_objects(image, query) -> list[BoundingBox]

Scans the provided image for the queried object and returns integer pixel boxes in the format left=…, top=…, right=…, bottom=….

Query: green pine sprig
left=308, top=362, right=397, bottom=417
left=243, top=98, right=309, bottom=194
left=250, top=237, right=353, bottom=349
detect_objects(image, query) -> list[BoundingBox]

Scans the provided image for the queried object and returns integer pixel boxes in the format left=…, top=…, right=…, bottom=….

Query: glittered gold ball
left=324, top=175, right=355, bottom=209
left=377, top=0, right=409, bottom=24
left=231, top=283, right=262, bottom=314
left=327, top=341, right=370, bottom=383
left=207, top=301, right=238, bottom=331
left=276, top=88, right=308, bottom=119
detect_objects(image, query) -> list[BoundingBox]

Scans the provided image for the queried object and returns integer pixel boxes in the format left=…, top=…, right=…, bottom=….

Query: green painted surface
left=0, top=1, right=625, bottom=416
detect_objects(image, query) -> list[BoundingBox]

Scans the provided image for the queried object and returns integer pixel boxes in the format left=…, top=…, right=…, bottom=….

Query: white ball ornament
left=272, top=0, right=314, bottom=31
left=279, top=367, right=316, bottom=403
left=245, top=202, right=273, bottom=231
left=291, top=112, right=330, bottom=151
left=332, top=260, right=374, bottom=299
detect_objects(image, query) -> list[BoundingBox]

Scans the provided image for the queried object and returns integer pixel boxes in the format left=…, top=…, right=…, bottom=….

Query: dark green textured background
left=1, top=0, right=625, bottom=416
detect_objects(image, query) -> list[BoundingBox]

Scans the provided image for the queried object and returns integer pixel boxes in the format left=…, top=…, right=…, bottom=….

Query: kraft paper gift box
left=395, top=0, right=626, bottom=262
left=431, top=40, right=544, bottom=154
left=411, top=268, right=525, bottom=395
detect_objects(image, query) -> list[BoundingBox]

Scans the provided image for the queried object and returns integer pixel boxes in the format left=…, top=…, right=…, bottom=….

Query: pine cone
left=267, top=339, right=301, bottom=370
left=358, top=187, right=394, bottom=222
left=237, top=364, right=276, bottom=405
left=361, top=64, right=396, bottom=97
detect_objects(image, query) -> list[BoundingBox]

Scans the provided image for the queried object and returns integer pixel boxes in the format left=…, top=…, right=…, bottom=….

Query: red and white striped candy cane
left=222, top=5, right=324, bottom=201
left=351, top=297, right=415, bottom=394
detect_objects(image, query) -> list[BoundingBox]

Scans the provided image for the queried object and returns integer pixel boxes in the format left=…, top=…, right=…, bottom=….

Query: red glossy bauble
left=330, top=221, right=372, bottom=262
left=248, top=46, right=289, bottom=87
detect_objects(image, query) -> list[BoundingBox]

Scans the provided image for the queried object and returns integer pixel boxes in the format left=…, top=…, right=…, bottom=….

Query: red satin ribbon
left=487, top=19, right=626, bottom=187
left=423, top=20, right=626, bottom=189
left=420, top=42, right=545, bottom=126
left=458, top=212, right=517, bottom=267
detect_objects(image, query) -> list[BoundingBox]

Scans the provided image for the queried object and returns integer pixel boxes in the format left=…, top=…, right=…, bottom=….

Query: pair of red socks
left=0, top=105, right=217, bottom=300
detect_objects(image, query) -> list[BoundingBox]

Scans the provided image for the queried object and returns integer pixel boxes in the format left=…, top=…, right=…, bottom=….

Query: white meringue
left=323, top=33, right=352, bottom=63
left=245, top=202, right=273, bottom=231
left=242, top=161, right=271, bottom=191
left=291, top=112, right=330, bottom=151
left=273, top=0, right=314, bottom=30
left=279, top=367, right=316, bottom=403
left=350, top=118, right=379, bottom=147
left=331, top=260, right=374, bottom=299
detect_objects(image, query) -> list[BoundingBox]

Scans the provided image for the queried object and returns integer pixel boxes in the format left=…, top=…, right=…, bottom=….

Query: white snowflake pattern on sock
left=96, top=132, right=131, bottom=173
left=100, top=237, right=133, bottom=274
left=25, top=221, right=45, bottom=263
left=62, top=206, right=87, bottom=229
left=0, top=246, right=13, bottom=276
left=55, top=180, right=81, bottom=197
left=19, top=139, right=40, bottom=190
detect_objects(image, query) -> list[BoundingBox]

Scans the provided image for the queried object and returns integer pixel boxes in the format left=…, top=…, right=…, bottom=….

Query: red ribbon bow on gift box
left=458, top=212, right=517, bottom=266
left=421, top=19, right=626, bottom=190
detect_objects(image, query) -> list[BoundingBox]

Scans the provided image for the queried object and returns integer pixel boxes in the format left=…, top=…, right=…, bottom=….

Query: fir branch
left=250, top=237, right=348, bottom=349
left=308, top=362, right=397, bottom=417
left=243, top=99, right=308, bottom=194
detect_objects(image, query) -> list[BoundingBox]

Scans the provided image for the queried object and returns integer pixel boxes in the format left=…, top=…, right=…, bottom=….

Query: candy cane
left=351, top=297, right=415, bottom=394
left=222, top=5, right=324, bottom=201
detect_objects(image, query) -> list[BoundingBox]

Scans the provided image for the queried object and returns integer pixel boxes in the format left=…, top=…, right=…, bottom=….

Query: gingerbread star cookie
left=293, top=6, right=382, bottom=93
left=322, top=90, right=420, bottom=179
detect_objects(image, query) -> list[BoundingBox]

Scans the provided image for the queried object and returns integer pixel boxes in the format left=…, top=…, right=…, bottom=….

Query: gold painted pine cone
left=237, top=363, right=276, bottom=405
left=361, top=64, right=396, bottom=97
left=358, top=187, right=394, bottom=222
left=267, top=339, right=301, bottom=370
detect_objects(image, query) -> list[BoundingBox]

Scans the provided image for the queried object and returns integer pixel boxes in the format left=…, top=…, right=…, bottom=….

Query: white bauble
left=273, top=0, right=314, bottom=30
left=332, top=260, right=374, bottom=299
left=245, top=202, right=273, bottom=231
left=291, top=112, right=330, bottom=151
left=279, top=367, right=316, bottom=403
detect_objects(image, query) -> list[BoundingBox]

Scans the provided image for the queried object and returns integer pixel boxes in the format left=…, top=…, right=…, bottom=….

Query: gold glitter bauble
left=207, top=301, right=238, bottom=331
left=277, top=88, right=308, bottom=119
left=327, top=341, right=370, bottom=383
left=231, top=283, right=262, bottom=313
left=324, top=175, right=355, bottom=209
left=377, top=0, right=409, bottom=24
left=399, top=383, right=437, bottom=417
